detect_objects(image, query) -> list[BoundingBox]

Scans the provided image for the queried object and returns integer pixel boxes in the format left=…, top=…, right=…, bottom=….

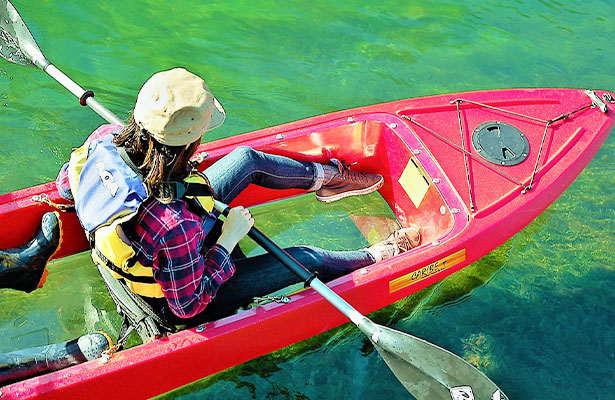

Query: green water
left=1, top=0, right=614, bottom=398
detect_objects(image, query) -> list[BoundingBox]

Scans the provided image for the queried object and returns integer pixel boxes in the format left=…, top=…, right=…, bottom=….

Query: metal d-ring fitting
left=32, top=193, right=74, bottom=211
left=194, top=152, right=208, bottom=163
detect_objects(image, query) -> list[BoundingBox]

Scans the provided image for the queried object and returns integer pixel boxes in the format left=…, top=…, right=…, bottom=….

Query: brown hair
left=113, top=114, right=201, bottom=203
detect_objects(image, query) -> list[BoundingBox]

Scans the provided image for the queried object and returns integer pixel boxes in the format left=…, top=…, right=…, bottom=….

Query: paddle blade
left=0, top=0, right=45, bottom=67
left=359, top=320, right=507, bottom=400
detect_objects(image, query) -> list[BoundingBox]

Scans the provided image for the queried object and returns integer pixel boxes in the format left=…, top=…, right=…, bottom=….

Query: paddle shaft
left=1, top=0, right=122, bottom=126
left=213, top=200, right=366, bottom=326
left=0, top=0, right=370, bottom=328
left=40, top=60, right=124, bottom=126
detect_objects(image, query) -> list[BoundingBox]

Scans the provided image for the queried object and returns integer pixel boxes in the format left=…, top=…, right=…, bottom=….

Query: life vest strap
left=94, top=247, right=154, bottom=284
left=96, top=263, right=176, bottom=343
left=116, top=145, right=142, bottom=178
left=170, top=180, right=218, bottom=199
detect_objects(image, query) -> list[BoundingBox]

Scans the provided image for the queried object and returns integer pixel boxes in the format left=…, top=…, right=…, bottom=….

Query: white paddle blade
left=360, top=320, right=507, bottom=400
left=0, top=0, right=46, bottom=67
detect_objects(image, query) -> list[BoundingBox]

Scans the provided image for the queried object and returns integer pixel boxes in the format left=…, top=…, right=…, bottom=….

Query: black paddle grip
left=218, top=204, right=316, bottom=285
left=247, top=227, right=317, bottom=286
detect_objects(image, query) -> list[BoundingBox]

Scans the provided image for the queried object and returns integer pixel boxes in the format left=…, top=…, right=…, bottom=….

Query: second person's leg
left=197, top=245, right=375, bottom=321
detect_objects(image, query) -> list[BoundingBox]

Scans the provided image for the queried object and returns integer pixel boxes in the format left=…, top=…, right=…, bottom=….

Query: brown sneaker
left=366, top=227, right=421, bottom=262
left=316, top=159, right=384, bottom=203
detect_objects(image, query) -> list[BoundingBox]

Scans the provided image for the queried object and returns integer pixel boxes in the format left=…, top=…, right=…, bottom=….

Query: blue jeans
left=183, top=147, right=374, bottom=323
left=205, top=146, right=318, bottom=204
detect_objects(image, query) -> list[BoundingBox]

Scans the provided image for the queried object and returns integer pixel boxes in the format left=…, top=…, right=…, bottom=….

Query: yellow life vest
left=68, top=139, right=214, bottom=298
left=90, top=172, right=215, bottom=298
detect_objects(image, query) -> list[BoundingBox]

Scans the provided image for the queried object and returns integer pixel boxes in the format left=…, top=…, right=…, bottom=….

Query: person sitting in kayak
left=3, top=68, right=420, bottom=326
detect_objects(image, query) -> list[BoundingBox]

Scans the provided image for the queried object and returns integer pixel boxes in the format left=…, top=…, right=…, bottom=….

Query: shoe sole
left=392, top=227, right=421, bottom=251
left=36, top=211, right=63, bottom=290
left=316, top=176, right=384, bottom=203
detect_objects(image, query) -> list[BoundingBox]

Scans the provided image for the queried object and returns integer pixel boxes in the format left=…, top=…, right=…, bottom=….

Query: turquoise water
left=1, top=0, right=614, bottom=398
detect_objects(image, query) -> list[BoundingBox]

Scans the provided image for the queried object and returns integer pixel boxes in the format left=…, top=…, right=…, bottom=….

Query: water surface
left=1, top=1, right=614, bottom=399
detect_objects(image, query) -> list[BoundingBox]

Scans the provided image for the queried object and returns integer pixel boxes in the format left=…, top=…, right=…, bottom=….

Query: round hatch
left=471, top=121, right=529, bottom=166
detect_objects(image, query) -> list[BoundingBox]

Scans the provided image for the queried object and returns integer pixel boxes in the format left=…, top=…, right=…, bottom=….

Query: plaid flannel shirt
left=56, top=124, right=235, bottom=318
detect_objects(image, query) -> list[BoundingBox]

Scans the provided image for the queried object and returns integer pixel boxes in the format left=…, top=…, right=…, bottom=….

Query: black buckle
left=168, top=181, right=186, bottom=200
left=156, top=181, right=215, bottom=201
left=153, top=182, right=186, bottom=200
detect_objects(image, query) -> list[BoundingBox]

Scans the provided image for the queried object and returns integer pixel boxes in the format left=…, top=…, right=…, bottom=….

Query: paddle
left=0, top=1, right=508, bottom=398
left=0, top=0, right=123, bottom=125
left=213, top=200, right=506, bottom=400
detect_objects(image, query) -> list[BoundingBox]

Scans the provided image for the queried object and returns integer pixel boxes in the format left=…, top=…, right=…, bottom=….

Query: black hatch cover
left=471, top=121, right=529, bottom=166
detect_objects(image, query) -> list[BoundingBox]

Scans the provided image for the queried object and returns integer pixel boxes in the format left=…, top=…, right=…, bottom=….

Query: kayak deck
left=1, top=88, right=613, bottom=399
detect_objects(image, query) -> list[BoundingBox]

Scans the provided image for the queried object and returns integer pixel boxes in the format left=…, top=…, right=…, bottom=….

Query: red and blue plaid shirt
left=56, top=125, right=235, bottom=318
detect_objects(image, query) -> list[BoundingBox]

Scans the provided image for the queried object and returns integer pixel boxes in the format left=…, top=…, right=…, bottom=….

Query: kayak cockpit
left=200, top=113, right=469, bottom=256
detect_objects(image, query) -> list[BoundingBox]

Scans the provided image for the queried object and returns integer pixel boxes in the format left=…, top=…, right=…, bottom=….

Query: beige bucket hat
left=133, top=68, right=226, bottom=146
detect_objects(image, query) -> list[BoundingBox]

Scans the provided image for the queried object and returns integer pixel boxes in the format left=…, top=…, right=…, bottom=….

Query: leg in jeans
left=193, top=245, right=374, bottom=323
left=204, top=145, right=384, bottom=205
left=189, top=146, right=375, bottom=323
left=203, top=146, right=321, bottom=204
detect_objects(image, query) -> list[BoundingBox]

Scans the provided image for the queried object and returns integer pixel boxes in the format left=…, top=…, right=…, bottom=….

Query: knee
left=232, top=146, right=259, bottom=162
left=227, top=146, right=264, bottom=172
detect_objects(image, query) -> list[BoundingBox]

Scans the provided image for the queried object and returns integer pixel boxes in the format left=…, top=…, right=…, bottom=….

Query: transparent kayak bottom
left=0, top=192, right=398, bottom=353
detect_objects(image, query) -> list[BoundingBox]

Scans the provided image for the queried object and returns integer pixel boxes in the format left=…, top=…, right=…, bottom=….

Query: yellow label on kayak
left=398, top=158, right=430, bottom=208
left=389, top=249, right=466, bottom=293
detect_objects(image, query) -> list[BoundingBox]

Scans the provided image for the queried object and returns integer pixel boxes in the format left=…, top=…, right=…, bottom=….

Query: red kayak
left=1, top=88, right=613, bottom=399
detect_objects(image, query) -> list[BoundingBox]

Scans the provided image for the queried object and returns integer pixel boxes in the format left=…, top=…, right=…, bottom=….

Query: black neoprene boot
left=0, top=212, right=61, bottom=293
